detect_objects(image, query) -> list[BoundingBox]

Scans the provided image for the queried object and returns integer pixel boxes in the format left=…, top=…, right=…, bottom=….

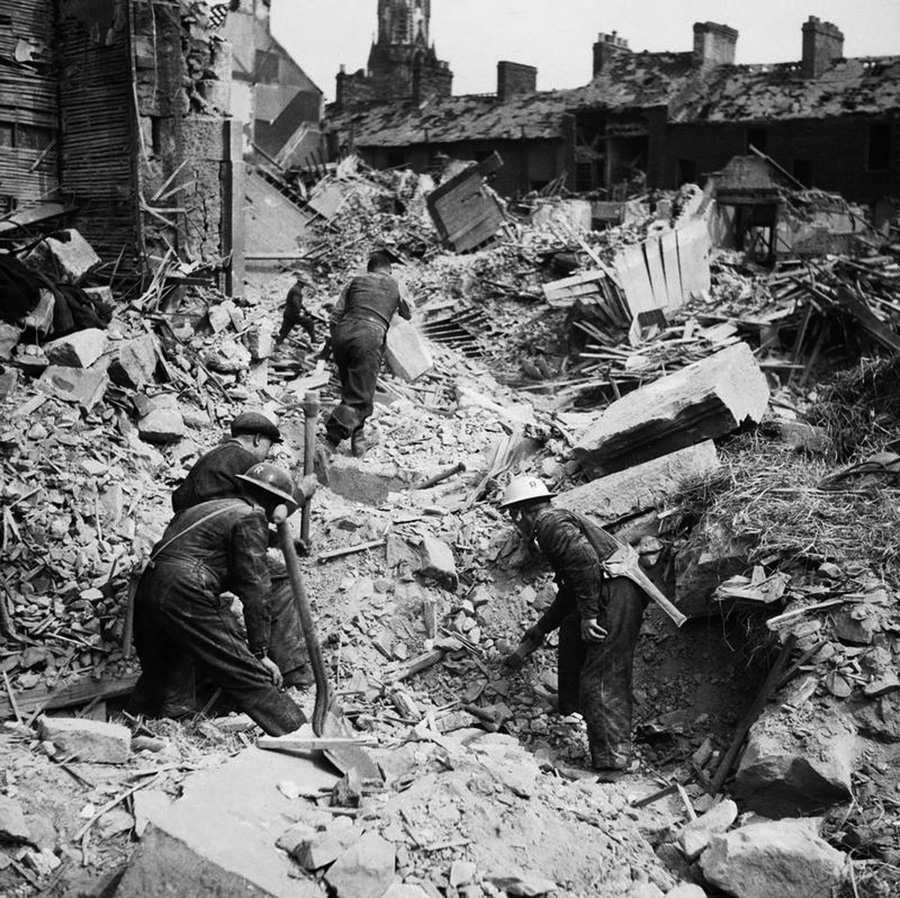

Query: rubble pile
left=1, top=158, right=900, bottom=897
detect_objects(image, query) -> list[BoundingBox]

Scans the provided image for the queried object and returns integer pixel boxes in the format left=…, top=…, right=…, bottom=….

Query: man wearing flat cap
left=172, top=410, right=282, bottom=512
left=321, top=249, right=412, bottom=459
left=276, top=269, right=319, bottom=348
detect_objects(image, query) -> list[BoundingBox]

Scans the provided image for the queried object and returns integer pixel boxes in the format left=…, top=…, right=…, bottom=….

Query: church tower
left=336, top=0, right=452, bottom=109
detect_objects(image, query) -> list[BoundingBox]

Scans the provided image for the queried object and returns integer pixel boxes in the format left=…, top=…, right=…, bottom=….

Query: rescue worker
left=170, top=409, right=315, bottom=686
left=131, top=464, right=316, bottom=735
left=499, top=475, right=648, bottom=781
left=321, top=250, right=412, bottom=459
left=276, top=269, right=319, bottom=347
left=172, top=410, right=281, bottom=513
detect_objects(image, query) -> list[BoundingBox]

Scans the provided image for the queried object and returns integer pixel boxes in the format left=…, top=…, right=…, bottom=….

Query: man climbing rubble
left=130, top=463, right=317, bottom=735
left=499, top=476, right=648, bottom=781
left=276, top=269, right=320, bottom=348
left=319, top=249, right=412, bottom=461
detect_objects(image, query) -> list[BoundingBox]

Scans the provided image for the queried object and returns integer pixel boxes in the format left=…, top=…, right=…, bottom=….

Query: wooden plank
left=659, top=231, right=684, bottom=309
left=258, top=735, right=376, bottom=752
left=613, top=244, right=653, bottom=317
left=642, top=238, right=667, bottom=312
left=0, top=674, right=139, bottom=720
left=677, top=220, right=712, bottom=300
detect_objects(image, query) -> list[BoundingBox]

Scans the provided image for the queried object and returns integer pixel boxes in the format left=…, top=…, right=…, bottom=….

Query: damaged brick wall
left=0, top=0, right=60, bottom=214
left=132, top=0, right=235, bottom=272
left=58, top=0, right=138, bottom=266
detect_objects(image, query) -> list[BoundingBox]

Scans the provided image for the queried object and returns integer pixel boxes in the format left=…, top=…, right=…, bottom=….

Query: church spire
left=377, top=0, right=430, bottom=47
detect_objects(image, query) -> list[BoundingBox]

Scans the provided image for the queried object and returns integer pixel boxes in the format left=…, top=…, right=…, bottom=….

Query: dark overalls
left=325, top=272, right=411, bottom=446
left=131, top=498, right=305, bottom=735
left=531, top=508, right=648, bottom=770
left=169, top=441, right=311, bottom=689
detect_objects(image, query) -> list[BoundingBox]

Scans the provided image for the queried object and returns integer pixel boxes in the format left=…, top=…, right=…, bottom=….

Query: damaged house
left=1, top=0, right=244, bottom=291
left=217, top=0, right=324, bottom=170
left=328, top=16, right=900, bottom=215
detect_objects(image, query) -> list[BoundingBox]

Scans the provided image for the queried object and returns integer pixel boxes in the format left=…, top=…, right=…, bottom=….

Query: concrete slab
left=128, top=747, right=340, bottom=898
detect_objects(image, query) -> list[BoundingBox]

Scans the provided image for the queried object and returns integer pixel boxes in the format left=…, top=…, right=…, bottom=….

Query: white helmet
left=499, top=475, right=555, bottom=509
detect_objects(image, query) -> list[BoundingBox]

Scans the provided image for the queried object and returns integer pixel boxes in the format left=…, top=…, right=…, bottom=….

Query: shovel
left=602, top=542, right=687, bottom=628
left=273, top=505, right=381, bottom=780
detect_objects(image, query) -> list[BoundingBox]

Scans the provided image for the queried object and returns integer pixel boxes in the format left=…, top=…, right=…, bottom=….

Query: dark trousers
left=325, top=318, right=385, bottom=445
left=277, top=311, right=316, bottom=344
left=131, top=559, right=306, bottom=735
left=557, top=577, right=646, bottom=769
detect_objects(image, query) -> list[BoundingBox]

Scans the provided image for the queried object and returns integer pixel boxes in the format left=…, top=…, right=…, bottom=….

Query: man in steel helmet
left=131, top=463, right=317, bottom=735
left=499, top=475, right=648, bottom=780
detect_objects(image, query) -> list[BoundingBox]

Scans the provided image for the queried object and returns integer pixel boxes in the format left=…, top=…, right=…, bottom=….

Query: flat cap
left=231, top=411, right=282, bottom=443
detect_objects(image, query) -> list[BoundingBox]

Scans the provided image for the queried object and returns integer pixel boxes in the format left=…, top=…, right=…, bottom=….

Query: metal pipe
left=301, top=390, right=319, bottom=547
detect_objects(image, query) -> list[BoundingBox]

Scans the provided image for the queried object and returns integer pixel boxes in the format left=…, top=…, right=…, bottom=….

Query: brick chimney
left=802, top=16, right=844, bottom=78
left=592, top=31, right=630, bottom=76
left=693, top=22, right=738, bottom=69
left=497, top=61, right=537, bottom=101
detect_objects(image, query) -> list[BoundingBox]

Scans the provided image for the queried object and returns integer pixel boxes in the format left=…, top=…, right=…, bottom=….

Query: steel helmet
left=499, top=475, right=555, bottom=509
left=237, top=463, right=298, bottom=514
left=231, top=411, right=282, bottom=443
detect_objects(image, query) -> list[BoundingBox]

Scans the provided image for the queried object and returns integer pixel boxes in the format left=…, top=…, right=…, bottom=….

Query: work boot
left=350, top=428, right=379, bottom=458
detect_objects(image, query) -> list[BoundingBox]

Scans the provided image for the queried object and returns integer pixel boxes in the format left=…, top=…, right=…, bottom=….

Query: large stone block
left=113, top=826, right=273, bottom=898
left=733, top=714, right=857, bottom=817
left=700, top=820, right=847, bottom=898
left=557, top=440, right=720, bottom=523
left=123, top=746, right=336, bottom=898
left=24, top=229, right=101, bottom=284
left=38, top=716, right=131, bottom=764
left=37, top=365, right=108, bottom=409
left=112, top=335, right=159, bottom=389
left=324, top=831, right=396, bottom=898
left=572, top=342, right=769, bottom=476
left=386, top=318, right=433, bottom=382
left=44, top=328, right=108, bottom=368
left=415, top=533, right=458, bottom=591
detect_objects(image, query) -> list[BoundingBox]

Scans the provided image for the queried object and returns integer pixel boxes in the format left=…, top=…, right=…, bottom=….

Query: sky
left=269, top=1, right=900, bottom=102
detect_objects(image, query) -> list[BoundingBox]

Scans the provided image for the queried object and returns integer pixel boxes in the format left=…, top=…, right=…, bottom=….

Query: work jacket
left=531, top=507, right=620, bottom=632
left=172, top=440, right=257, bottom=512
left=330, top=271, right=412, bottom=331
left=147, top=498, right=273, bottom=657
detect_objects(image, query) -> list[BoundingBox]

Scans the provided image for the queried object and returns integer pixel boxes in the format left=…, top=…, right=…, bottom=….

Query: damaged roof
left=327, top=89, right=580, bottom=147
left=674, top=57, right=900, bottom=122
left=330, top=49, right=900, bottom=149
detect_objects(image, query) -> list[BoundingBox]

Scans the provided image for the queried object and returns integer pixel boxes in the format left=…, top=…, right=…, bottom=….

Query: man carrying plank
left=499, top=476, right=681, bottom=781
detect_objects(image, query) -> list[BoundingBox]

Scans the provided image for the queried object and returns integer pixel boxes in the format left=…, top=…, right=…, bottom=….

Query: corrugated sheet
left=0, top=0, right=60, bottom=209
left=58, top=3, right=139, bottom=267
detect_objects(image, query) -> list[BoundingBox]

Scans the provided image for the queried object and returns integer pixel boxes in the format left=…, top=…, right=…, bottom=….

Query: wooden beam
left=0, top=674, right=139, bottom=721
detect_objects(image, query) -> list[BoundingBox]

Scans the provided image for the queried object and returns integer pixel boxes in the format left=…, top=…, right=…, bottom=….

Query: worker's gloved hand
left=260, top=656, right=284, bottom=689
left=504, top=625, right=545, bottom=670
left=580, top=617, right=608, bottom=643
